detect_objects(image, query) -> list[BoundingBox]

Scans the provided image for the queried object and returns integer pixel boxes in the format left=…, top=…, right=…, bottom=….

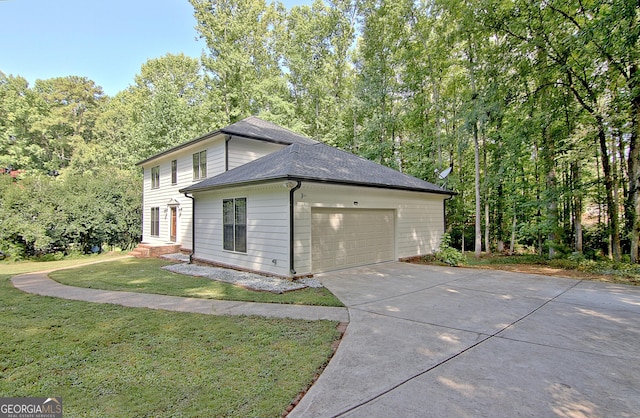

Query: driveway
left=290, top=262, right=640, bottom=417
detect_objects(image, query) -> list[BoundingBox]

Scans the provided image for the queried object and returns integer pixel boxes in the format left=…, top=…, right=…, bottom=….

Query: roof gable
left=136, top=116, right=315, bottom=166
left=181, top=142, right=452, bottom=195
left=221, top=116, right=317, bottom=146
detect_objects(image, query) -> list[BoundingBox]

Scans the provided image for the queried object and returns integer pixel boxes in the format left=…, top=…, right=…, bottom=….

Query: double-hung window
left=223, top=198, right=247, bottom=253
left=171, top=160, right=177, bottom=185
left=151, top=166, right=160, bottom=189
left=193, top=150, right=207, bottom=180
left=150, top=207, right=160, bottom=237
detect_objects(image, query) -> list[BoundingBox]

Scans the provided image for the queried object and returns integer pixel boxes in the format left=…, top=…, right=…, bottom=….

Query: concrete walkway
left=11, top=269, right=349, bottom=323
left=290, top=262, right=640, bottom=418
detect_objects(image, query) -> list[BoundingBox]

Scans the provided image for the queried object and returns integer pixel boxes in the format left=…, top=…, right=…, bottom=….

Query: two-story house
left=135, top=116, right=453, bottom=278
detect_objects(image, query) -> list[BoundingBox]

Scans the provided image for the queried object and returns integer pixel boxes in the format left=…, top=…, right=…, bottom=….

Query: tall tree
left=355, top=0, right=413, bottom=168
left=95, top=54, right=216, bottom=163
left=283, top=0, right=357, bottom=144
left=0, top=73, right=36, bottom=171
left=191, top=0, right=289, bottom=123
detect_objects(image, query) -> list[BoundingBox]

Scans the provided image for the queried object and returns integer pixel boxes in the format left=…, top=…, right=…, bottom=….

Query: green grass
left=49, top=258, right=344, bottom=307
left=1, top=257, right=342, bottom=416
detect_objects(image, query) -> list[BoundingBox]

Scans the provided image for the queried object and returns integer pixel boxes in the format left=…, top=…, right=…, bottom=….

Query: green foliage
left=435, top=233, right=466, bottom=266
left=0, top=171, right=141, bottom=259
left=191, top=0, right=287, bottom=123
left=3, top=0, right=640, bottom=263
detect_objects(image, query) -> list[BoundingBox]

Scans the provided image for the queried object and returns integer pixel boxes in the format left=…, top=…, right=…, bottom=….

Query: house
left=135, top=116, right=453, bottom=277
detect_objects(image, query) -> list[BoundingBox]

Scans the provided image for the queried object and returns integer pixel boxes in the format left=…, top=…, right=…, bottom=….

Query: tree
left=355, top=0, right=413, bottom=168
left=95, top=54, right=217, bottom=163
left=191, top=0, right=289, bottom=123
left=31, top=76, right=106, bottom=172
left=283, top=0, right=356, bottom=143
left=0, top=73, right=35, bottom=171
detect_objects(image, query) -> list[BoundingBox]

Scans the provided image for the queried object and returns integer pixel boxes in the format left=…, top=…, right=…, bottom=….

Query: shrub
left=435, top=233, right=466, bottom=266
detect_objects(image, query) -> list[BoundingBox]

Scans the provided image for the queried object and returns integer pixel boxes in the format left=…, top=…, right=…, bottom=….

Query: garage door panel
left=312, top=209, right=395, bottom=272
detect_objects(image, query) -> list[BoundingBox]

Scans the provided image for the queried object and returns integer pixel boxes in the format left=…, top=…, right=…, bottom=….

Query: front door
left=170, top=207, right=177, bottom=242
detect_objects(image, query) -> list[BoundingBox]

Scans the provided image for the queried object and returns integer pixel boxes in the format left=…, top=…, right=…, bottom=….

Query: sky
left=0, top=0, right=305, bottom=97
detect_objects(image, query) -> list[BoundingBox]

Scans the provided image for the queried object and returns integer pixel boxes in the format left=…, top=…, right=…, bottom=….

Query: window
left=193, top=150, right=207, bottom=180
left=171, top=160, right=177, bottom=185
left=223, top=198, right=247, bottom=253
left=151, top=166, right=160, bottom=189
left=150, top=207, right=160, bottom=237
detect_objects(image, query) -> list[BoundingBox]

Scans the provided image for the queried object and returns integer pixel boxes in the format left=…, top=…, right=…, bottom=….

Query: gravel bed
left=160, top=253, right=190, bottom=262
left=162, top=262, right=323, bottom=293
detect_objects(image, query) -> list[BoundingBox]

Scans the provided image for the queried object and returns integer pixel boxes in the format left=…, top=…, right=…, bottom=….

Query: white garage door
left=311, top=208, right=395, bottom=272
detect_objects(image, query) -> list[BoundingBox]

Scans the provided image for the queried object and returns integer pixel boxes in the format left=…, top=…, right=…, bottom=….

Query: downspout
left=289, top=180, right=302, bottom=276
left=185, top=193, right=195, bottom=264
left=224, top=135, right=232, bottom=171
left=443, top=194, right=453, bottom=233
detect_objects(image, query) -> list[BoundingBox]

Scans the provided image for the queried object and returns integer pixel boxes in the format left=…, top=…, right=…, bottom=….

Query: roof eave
left=181, top=175, right=455, bottom=196
left=219, top=128, right=312, bottom=146
left=136, top=130, right=312, bottom=167
left=135, top=130, right=223, bottom=167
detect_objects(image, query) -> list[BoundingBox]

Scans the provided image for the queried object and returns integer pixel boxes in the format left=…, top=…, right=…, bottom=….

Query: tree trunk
left=628, top=65, right=640, bottom=262
left=612, top=131, right=622, bottom=253
left=496, top=180, right=505, bottom=252
left=485, top=201, right=490, bottom=253
left=572, top=162, right=583, bottom=253
left=543, top=125, right=558, bottom=259
left=510, top=207, right=517, bottom=255
left=483, top=136, right=490, bottom=254
left=474, top=121, right=482, bottom=257
left=597, top=116, right=621, bottom=261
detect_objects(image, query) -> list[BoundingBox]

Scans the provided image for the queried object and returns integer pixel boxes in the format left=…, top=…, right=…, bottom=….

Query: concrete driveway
left=290, top=262, right=640, bottom=418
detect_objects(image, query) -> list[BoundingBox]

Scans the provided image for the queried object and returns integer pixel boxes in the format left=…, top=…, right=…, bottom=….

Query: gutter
left=183, top=176, right=456, bottom=196
left=184, top=193, right=195, bottom=263
left=289, top=180, right=302, bottom=276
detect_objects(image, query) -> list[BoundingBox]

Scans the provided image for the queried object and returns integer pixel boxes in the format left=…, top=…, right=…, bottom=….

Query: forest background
left=1, top=0, right=638, bottom=263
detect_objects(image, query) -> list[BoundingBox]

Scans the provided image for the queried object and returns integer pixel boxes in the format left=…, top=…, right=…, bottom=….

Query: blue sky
left=0, top=0, right=305, bottom=97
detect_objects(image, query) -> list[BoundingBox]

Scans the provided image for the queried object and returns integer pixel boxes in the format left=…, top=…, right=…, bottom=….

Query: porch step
left=129, top=244, right=181, bottom=258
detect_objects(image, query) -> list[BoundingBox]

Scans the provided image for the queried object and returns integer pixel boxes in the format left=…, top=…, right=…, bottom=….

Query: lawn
left=1, top=256, right=342, bottom=416
left=49, top=257, right=344, bottom=307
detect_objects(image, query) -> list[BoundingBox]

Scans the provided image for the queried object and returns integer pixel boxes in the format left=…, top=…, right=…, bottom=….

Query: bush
left=0, top=170, right=141, bottom=259
left=435, top=233, right=466, bottom=267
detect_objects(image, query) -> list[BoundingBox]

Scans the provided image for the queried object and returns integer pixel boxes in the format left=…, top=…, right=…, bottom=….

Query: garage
left=311, top=208, right=395, bottom=272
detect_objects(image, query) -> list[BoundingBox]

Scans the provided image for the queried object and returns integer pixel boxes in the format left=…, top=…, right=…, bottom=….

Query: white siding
left=140, top=136, right=226, bottom=248
left=228, top=138, right=285, bottom=169
left=293, top=183, right=447, bottom=276
left=139, top=134, right=286, bottom=250
left=192, top=185, right=291, bottom=276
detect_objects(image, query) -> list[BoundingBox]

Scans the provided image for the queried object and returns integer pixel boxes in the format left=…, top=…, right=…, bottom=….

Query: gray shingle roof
left=137, top=116, right=315, bottom=166
left=220, top=116, right=318, bottom=146
left=181, top=142, right=452, bottom=195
